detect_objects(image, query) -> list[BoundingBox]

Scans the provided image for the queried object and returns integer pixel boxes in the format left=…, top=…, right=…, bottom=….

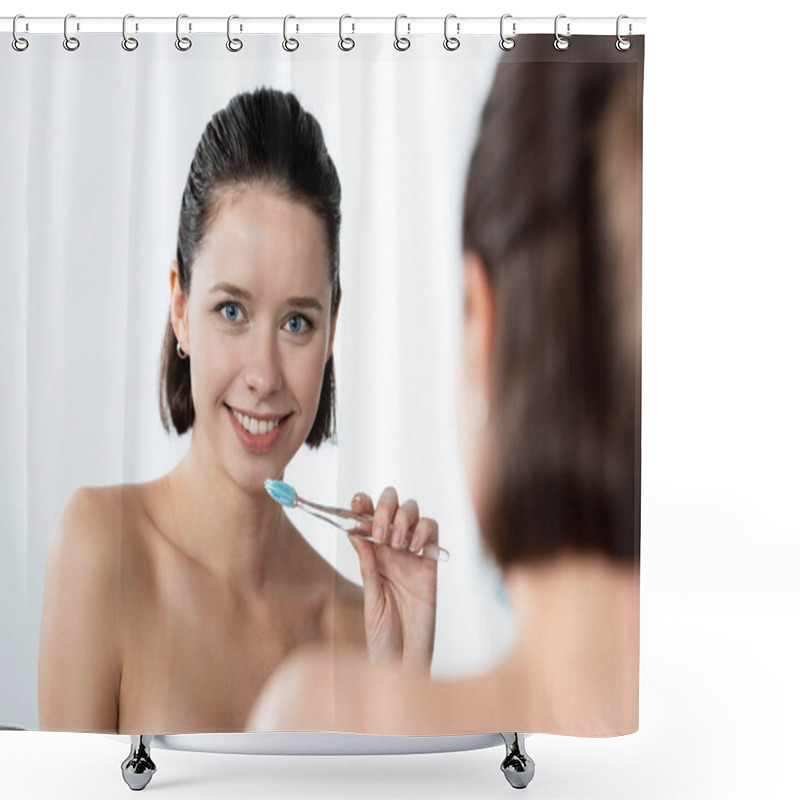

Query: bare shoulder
left=49, top=485, right=127, bottom=571
left=39, top=484, right=137, bottom=731
left=247, top=646, right=453, bottom=735
left=50, top=482, right=158, bottom=568
left=45, top=482, right=154, bottom=628
left=245, top=644, right=355, bottom=732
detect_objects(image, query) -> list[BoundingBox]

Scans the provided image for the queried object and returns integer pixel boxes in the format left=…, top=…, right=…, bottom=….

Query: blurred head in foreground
left=458, top=47, right=641, bottom=568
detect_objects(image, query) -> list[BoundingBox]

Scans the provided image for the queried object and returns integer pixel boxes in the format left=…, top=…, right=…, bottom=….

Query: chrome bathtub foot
left=121, top=735, right=157, bottom=791
left=500, top=733, right=535, bottom=789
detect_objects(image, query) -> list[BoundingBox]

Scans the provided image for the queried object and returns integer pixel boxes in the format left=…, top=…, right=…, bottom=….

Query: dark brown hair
left=463, top=39, right=643, bottom=565
left=159, top=88, right=342, bottom=447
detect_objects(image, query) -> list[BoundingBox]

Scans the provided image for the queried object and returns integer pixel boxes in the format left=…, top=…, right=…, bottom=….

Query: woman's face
left=173, top=185, right=336, bottom=493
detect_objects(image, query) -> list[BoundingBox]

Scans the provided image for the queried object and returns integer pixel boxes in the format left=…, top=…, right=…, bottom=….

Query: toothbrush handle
left=300, top=496, right=372, bottom=524
left=422, top=541, right=450, bottom=563
left=299, top=497, right=450, bottom=563
left=348, top=531, right=450, bottom=563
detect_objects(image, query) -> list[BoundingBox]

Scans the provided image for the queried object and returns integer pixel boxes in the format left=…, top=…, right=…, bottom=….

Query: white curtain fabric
left=0, top=33, right=513, bottom=731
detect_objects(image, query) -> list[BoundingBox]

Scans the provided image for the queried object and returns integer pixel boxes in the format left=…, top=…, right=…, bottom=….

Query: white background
left=1, top=2, right=799, bottom=800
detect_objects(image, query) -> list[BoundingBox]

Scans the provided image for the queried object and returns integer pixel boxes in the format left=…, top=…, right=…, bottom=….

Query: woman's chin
left=221, top=461, right=285, bottom=499
left=248, top=470, right=283, bottom=498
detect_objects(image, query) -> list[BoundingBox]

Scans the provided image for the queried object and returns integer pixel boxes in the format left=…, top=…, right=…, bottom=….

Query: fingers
left=409, top=517, right=438, bottom=555
left=375, top=489, right=420, bottom=549
left=351, top=487, right=436, bottom=553
left=351, top=492, right=374, bottom=517
left=390, top=498, right=419, bottom=548
left=370, top=486, right=398, bottom=546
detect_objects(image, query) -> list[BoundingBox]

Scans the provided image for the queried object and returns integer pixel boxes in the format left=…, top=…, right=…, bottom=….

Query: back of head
left=463, top=40, right=642, bottom=566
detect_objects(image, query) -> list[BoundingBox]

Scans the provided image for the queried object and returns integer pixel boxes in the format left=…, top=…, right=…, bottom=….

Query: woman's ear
left=169, top=260, right=189, bottom=351
left=462, top=252, right=495, bottom=399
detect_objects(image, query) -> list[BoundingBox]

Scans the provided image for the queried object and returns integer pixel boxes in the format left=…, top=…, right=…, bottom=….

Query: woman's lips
left=226, top=405, right=291, bottom=454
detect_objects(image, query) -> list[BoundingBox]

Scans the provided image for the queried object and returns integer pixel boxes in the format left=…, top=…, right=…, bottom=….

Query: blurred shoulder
left=247, top=646, right=447, bottom=735
left=246, top=644, right=338, bottom=731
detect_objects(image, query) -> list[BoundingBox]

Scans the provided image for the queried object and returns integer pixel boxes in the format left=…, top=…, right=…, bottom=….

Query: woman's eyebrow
left=210, top=281, right=253, bottom=300
left=286, top=296, right=323, bottom=311
left=210, top=282, right=323, bottom=311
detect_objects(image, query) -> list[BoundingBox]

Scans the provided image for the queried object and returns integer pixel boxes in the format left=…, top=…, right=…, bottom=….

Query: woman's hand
left=348, top=487, right=438, bottom=674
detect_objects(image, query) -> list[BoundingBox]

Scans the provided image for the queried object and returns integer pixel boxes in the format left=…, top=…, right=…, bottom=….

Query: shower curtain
left=0, top=18, right=644, bottom=737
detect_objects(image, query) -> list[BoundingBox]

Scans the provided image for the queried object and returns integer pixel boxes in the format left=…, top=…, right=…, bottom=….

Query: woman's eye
left=284, top=314, right=311, bottom=334
left=219, top=302, right=243, bottom=323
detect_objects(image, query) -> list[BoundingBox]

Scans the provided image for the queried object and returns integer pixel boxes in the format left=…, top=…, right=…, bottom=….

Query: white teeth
left=231, top=408, right=280, bottom=436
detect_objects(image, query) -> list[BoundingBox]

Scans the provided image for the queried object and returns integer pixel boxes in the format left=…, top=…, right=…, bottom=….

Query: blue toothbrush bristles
left=264, top=479, right=297, bottom=508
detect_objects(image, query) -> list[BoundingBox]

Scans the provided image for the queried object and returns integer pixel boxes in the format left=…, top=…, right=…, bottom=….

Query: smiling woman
left=173, top=188, right=334, bottom=468
left=37, top=88, right=441, bottom=735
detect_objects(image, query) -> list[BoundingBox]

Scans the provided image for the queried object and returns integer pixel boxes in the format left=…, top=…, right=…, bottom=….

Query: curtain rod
left=1, top=16, right=646, bottom=37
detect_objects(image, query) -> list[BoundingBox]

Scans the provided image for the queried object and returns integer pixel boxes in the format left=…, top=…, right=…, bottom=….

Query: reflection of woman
left=247, top=51, right=642, bottom=736
left=38, top=88, right=438, bottom=734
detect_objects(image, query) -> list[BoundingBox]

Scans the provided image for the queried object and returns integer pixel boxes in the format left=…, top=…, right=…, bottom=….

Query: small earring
left=176, top=341, right=189, bottom=360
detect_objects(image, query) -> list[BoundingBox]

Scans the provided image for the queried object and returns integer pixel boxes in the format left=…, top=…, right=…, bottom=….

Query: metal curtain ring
left=226, top=15, right=243, bottom=52
left=63, top=13, right=80, bottom=51
left=283, top=15, right=299, bottom=52
left=394, top=14, right=410, bottom=51
left=443, top=14, right=460, bottom=51
left=616, top=15, right=632, bottom=51
left=338, top=14, right=355, bottom=51
left=12, top=14, right=29, bottom=51
left=122, top=14, right=138, bottom=51
left=553, top=14, right=570, bottom=51
left=499, top=14, right=516, bottom=50
left=176, top=14, right=192, bottom=51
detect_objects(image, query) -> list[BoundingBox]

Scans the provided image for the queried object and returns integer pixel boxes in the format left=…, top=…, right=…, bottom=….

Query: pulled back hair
left=159, top=88, right=342, bottom=447
left=463, top=38, right=643, bottom=566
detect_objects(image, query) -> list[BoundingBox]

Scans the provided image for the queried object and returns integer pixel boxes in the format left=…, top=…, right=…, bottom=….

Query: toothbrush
left=264, top=479, right=450, bottom=563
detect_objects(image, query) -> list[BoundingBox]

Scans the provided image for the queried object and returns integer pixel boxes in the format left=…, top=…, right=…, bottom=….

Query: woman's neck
left=163, top=427, right=289, bottom=596
left=501, top=551, right=640, bottom=734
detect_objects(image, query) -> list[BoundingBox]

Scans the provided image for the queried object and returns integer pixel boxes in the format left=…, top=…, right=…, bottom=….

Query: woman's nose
left=244, top=338, right=283, bottom=397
